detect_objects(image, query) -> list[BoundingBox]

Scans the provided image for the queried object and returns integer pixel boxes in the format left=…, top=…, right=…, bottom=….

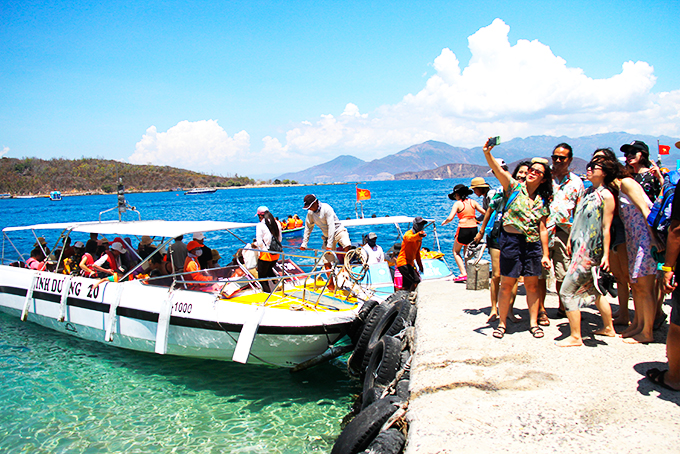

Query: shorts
left=456, top=227, right=478, bottom=245
left=610, top=215, right=626, bottom=250
left=322, top=228, right=352, bottom=264
left=398, top=264, right=421, bottom=289
left=672, top=283, right=680, bottom=327
left=499, top=230, right=543, bottom=278
left=541, top=228, right=569, bottom=281
left=487, top=234, right=500, bottom=250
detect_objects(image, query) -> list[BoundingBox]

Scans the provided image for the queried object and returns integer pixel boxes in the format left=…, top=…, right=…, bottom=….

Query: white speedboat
left=184, top=187, right=217, bottom=195
left=49, top=191, right=62, bottom=201
left=0, top=220, right=363, bottom=368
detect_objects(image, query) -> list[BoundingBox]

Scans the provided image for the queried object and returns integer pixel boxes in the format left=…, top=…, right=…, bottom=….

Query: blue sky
left=2, top=0, right=679, bottom=178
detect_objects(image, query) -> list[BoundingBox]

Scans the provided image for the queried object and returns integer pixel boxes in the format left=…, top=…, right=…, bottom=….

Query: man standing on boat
left=300, top=194, right=352, bottom=291
left=397, top=217, right=428, bottom=291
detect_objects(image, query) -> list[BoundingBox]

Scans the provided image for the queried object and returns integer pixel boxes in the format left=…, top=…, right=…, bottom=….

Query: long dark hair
left=593, top=147, right=630, bottom=178
left=589, top=157, right=619, bottom=187
left=531, top=161, right=553, bottom=205
left=262, top=211, right=280, bottom=237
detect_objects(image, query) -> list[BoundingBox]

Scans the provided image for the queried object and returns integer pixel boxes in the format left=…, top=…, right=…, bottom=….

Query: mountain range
left=278, top=133, right=680, bottom=183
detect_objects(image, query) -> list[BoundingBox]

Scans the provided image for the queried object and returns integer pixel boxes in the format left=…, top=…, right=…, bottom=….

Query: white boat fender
left=154, top=288, right=176, bottom=354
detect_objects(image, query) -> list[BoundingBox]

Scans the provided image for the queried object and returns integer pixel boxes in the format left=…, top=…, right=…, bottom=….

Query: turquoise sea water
left=0, top=178, right=487, bottom=453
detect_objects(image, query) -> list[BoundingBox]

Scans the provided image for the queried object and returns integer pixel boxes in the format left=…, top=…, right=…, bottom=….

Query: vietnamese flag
left=356, top=187, right=371, bottom=201
left=659, top=144, right=671, bottom=155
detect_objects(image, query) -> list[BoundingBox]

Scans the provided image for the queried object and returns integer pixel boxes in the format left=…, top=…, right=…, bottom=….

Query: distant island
left=0, top=157, right=276, bottom=196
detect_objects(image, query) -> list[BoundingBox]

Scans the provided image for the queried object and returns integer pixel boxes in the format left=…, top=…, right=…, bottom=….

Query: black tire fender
left=361, top=386, right=383, bottom=411
left=348, top=302, right=393, bottom=375
left=330, top=397, right=402, bottom=454
left=361, top=300, right=412, bottom=371
left=359, top=428, right=406, bottom=454
left=349, top=299, right=380, bottom=345
left=363, top=336, right=402, bottom=395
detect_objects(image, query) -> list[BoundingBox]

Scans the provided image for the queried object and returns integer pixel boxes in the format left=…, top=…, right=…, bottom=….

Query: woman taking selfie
left=483, top=138, right=553, bottom=339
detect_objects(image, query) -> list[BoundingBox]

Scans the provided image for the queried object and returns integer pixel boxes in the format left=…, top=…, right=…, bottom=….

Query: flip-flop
left=492, top=326, right=506, bottom=339
left=645, top=368, right=680, bottom=392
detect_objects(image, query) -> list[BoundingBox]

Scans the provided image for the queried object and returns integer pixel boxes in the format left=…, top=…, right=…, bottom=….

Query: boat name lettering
left=86, top=284, right=100, bottom=300
left=35, top=276, right=64, bottom=293
left=69, top=281, right=82, bottom=296
left=172, top=302, right=192, bottom=314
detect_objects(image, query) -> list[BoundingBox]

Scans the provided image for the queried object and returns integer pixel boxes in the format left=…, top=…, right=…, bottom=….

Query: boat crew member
left=92, top=241, right=127, bottom=277
left=300, top=194, right=352, bottom=292
left=397, top=217, right=428, bottom=291
left=256, top=206, right=283, bottom=293
left=184, top=240, right=213, bottom=290
left=361, top=232, right=385, bottom=265
left=169, top=236, right=188, bottom=273
left=192, top=232, right=213, bottom=270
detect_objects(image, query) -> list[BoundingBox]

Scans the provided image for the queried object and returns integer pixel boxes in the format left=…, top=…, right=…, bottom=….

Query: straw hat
left=469, top=177, right=490, bottom=189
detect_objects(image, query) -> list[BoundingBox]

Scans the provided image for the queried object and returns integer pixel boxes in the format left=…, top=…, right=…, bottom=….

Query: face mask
left=195, top=249, right=203, bottom=257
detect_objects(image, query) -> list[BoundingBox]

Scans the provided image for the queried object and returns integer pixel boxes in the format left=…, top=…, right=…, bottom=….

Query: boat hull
left=0, top=266, right=356, bottom=367
left=282, top=226, right=304, bottom=237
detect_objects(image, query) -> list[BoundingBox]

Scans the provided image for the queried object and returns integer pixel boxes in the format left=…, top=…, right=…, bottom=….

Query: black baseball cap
left=413, top=216, right=427, bottom=232
left=620, top=140, right=649, bottom=157
left=302, top=194, right=318, bottom=209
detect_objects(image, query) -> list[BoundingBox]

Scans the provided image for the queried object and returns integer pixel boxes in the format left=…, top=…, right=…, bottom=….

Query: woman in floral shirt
left=483, top=139, right=553, bottom=339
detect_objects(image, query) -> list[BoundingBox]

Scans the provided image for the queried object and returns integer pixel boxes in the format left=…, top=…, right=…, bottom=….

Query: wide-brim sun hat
left=448, top=184, right=473, bottom=200
left=469, top=177, right=490, bottom=189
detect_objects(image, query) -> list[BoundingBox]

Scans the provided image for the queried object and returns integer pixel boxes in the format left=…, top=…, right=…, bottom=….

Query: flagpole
left=658, top=139, right=662, bottom=166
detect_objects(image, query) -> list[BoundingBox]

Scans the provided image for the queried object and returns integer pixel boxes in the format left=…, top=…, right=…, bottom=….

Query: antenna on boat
left=99, top=177, right=142, bottom=222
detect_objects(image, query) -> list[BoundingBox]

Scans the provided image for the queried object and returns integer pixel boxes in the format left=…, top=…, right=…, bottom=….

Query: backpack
left=647, top=170, right=679, bottom=247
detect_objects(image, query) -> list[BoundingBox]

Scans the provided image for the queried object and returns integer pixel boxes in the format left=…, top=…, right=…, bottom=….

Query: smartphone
left=489, top=136, right=501, bottom=146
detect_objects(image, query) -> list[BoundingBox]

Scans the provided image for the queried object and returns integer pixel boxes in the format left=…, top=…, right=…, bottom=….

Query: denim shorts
left=499, top=229, right=543, bottom=278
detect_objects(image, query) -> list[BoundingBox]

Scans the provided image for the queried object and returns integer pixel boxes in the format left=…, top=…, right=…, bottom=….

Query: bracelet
left=661, top=265, right=675, bottom=272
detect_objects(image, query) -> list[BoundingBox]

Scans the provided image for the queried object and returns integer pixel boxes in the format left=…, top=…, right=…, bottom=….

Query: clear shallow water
left=0, top=178, right=489, bottom=452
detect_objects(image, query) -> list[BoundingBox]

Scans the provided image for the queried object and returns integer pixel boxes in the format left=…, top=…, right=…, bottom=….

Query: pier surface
left=406, top=279, right=680, bottom=453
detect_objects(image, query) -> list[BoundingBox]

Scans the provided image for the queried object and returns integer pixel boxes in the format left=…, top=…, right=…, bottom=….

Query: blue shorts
left=499, top=230, right=543, bottom=278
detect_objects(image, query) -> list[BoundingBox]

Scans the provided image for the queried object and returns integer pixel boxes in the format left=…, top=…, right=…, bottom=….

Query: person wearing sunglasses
left=556, top=157, right=616, bottom=346
left=483, top=138, right=553, bottom=339
left=537, top=144, right=585, bottom=326
left=621, top=140, right=662, bottom=204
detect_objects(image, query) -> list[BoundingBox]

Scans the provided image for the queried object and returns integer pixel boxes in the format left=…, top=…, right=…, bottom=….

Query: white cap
left=487, top=157, right=508, bottom=174
left=256, top=206, right=269, bottom=216
left=192, top=232, right=204, bottom=241
left=111, top=242, right=127, bottom=254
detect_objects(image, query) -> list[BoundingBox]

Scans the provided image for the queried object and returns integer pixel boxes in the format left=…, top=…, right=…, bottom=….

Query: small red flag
left=659, top=144, right=671, bottom=155
left=356, top=187, right=371, bottom=201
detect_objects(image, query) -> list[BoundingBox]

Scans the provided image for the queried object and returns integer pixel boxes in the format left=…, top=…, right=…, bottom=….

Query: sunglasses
left=586, top=163, right=602, bottom=172
left=551, top=155, right=569, bottom=162
left=624, top=151, right=639, bottom=157
left=527, top=167, right=544, bottom=176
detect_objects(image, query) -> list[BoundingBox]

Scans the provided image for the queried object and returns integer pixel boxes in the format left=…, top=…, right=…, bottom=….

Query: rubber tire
left=363, top=336, right=402, bottom=395
left=359, top=428, right=406, bottom=454
left=348, top=302, right=394, bottom=375
left=361, top=300, right=413, bottom=372
left=396, top=379, right=410, bottom=400
left=361, top=386, right=383, bottom=411
left=349, top=299, right=380, bottom=345
left=383, top=290, right=410, bottom=305
left=330, top=397, right=401, bottom=454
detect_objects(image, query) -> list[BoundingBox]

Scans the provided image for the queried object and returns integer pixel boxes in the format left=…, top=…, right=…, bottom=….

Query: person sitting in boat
left=284, top=215, right=295, bottom=230
left=192, top=232, right=213, bottom=270
left=361, top=232, right=385, bottom=265
left=145, top=253, right=174, bottom=286
left=92, top=241, right=127, bottom=278
left=137, top=235, right=155, bottom=259
left=79, top=242, right=97, bottom=278
left=26, top=247, right=47, bottom=271
left=293, top=214, right=303, bottom=228
left=63, top=241, right=85, bottom=275
left=33, top=237, right=50, bottom=258
left=95, top=237, right=110, bottom=260
left=183, top=240, right=213, bottom=290
left=300, top=194, right=352, bottom=292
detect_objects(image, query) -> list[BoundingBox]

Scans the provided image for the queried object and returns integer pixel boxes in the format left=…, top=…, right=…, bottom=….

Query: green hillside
left=0, top=157, right=255, bottom=195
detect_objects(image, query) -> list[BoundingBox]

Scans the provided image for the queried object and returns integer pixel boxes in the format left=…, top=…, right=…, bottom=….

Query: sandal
left=538, top=311, right=550, bottom=326
left=492, top=326, right=506, bottom=339
left=645, top=368, right=680, bottom=392
left=529, top=326, right=544, bottom=338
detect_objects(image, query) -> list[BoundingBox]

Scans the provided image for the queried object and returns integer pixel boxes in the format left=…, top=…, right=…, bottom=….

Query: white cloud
left=0, top=146, right=8, bottom=158
left=262, top=18, right=679, bottom=166
left=129, top=120, right=250, bottom=172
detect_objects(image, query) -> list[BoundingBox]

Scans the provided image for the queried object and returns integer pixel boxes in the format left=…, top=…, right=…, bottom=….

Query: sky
left=2, top=0, right=679, bottom=178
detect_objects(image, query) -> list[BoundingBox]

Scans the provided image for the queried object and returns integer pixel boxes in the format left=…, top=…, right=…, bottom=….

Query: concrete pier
left=406, top=279, right=680, bottom=453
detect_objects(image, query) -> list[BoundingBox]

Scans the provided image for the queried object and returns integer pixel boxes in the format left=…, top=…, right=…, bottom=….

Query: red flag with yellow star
left=356, top=187, right=371, bottom=201
left=659, top=144, right=670, bottom=155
